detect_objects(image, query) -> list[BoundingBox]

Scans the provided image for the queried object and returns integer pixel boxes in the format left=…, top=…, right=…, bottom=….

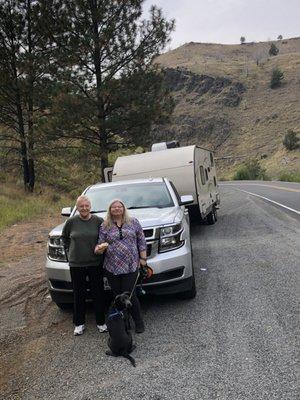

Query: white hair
left=76, top=195, right=91, bottom=207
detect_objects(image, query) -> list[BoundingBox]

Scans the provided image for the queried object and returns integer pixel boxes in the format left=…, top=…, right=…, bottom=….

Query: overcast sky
left=143, top=0, right=300, bottom=49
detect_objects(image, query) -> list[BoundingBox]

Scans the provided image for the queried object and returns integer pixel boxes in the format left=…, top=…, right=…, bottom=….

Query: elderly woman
left=61, top=195, right=107, bottom=336
left=95, top=199, right=147, bottom=333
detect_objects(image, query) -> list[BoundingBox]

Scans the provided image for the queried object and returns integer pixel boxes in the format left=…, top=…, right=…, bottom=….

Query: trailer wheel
left=213, top=207, right=218, bottom=222
left=207, top=208, right=216, bottom=225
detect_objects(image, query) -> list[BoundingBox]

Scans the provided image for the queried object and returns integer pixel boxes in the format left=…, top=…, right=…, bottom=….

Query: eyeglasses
left=115, top=223, right=123, bottom=240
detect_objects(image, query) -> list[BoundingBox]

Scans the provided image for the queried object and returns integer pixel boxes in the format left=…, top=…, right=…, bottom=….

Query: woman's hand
left=94, top=242, right=109, bottom=254
left=139, top=258, right=147, bottom=267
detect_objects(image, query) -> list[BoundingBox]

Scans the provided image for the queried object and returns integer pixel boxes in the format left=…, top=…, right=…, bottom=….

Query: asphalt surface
left=1, top=187, right=299, bottom=400
left=220, top=181, right=300, bottom=215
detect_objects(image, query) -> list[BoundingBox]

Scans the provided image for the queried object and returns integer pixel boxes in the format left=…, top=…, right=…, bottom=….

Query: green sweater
left=61, top=214, right=103, bottom=268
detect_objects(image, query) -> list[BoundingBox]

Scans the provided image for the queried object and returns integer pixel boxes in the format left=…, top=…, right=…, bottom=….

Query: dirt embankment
left=0, top=216, right=65, bottom=399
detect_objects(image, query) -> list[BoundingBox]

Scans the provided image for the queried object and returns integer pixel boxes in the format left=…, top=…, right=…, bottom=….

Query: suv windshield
left=85, top=182, right=174, bottom=212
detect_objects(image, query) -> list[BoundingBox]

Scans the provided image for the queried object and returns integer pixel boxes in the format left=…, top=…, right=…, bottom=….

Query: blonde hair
left=103, top=199, right=132, bottom=228
left=76, top=195, right=91, bottom=207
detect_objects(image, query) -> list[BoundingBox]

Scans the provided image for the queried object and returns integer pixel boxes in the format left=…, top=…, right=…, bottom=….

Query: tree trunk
left=26, top=0, right=35, bottom=192
left=10, top=22, right=31, bottom=191
left=99, top=137, right=108, bottom=180
left=16, top=91, right=30, bottom=190
left=90, top=1, right=108, bottom=181
left=20, top=139, right=30, bottom=190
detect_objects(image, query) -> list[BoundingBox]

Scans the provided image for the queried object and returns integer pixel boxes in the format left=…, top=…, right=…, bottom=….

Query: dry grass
left=0, top=182, right=71, bottom=232
left=156, top=38, right=300, bottom=179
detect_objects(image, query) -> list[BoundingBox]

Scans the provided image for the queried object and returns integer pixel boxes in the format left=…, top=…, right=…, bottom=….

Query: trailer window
left=200, top=166, right=206, bottom=185
left=213, top=176, right=217, bottom=187
left=210, top=152, right=214, bottom=166
left=205, top=168, right=209, bottom=181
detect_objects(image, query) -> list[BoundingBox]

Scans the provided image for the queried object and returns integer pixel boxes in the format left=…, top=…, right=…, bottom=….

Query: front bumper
left=46, top=240, right=193, bottom=302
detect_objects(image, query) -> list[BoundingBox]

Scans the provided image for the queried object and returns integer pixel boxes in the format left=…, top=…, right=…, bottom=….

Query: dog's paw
left=130, top=344, right=136, bottom=352
left=105, top=350, right=118, bottom=357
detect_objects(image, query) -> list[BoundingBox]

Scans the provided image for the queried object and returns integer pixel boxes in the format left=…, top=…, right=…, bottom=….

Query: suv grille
left=146, top=244, right=152, bottom=257
left=143, top=229, right=154, bottom=238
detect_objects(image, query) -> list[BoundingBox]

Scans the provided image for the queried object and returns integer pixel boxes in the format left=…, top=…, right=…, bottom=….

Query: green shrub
left=232, top=165, right=251, bottom=180
left=270, top=68, right=284, bottom=88
left=283, top=130, right=299, bottom=150
left=232, top=159, right=268, bottom=180
left=269, top=43, right=279, bottom=56
left=278, top=172, right=300, bottom=183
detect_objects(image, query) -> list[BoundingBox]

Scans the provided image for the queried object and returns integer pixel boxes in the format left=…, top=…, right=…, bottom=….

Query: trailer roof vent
left=151, top=140, right=180, bottom=152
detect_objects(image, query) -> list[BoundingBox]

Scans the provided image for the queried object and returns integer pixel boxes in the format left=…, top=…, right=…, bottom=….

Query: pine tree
left=0, top=0, right=56, bottom=191
left=46, top=0, right=175, bottom=179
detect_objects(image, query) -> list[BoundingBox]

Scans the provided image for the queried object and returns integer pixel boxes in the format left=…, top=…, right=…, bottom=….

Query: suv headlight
left=47, top=236, right=67, bottom=262
left=159, top=223, right=184, bottom=252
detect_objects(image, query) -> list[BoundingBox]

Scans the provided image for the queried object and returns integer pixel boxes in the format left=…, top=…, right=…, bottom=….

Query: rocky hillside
left=154, top=38, right=300, bottom=179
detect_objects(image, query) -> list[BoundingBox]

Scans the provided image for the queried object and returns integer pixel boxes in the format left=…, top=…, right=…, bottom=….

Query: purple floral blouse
left=98, top=217, right=147, bottom=275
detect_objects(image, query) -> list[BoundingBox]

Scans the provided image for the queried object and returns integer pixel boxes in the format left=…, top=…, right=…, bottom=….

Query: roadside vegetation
left=0, top=182, right=72, bottom=232
left=0, top=0, right=174, bottom=192
left=283, top=130, right=299, bottom=150
left=232, top=159, right=269, bottom=180
left=278, top=171, right=300, bottom=183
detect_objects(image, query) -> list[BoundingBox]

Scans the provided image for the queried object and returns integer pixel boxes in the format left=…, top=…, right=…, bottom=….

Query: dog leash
left=128, top=270, right=141, bottom=301
left=128, top=263, right=153, bottom=300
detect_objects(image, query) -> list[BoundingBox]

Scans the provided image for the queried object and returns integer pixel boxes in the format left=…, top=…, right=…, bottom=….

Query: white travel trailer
left=105, top=142, right=220, bottom=223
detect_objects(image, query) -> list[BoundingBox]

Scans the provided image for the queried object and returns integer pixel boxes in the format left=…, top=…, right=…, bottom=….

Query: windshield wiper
left=90, top=210, right=106, bottom=213
left=127, top=205, right=169, bottom=209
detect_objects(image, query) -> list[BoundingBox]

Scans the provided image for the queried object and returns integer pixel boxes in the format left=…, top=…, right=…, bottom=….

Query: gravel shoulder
left=0, top=190, right=299, bottom=400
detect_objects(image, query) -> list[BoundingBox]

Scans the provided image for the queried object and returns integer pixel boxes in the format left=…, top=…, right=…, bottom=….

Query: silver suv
left=46, top=178, right=195, bottom=309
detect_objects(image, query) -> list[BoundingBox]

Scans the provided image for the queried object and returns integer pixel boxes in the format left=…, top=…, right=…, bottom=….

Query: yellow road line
left=221, top=183, right=300, bottom=193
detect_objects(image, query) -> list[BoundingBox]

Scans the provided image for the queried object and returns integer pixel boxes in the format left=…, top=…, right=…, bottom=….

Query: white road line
left=235, top=189, right=300, bottom=215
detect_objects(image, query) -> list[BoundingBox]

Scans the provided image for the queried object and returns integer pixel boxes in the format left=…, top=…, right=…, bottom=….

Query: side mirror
left=103, top=167, right=113, bottom=182
left=61, top=207, right=72, bottom=217
left=179, top=195, right=194, bottom=206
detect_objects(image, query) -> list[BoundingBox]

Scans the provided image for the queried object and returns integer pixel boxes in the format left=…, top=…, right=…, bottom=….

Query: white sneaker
left=97, top=324, right=108, bottom=333
left=74, top=324, right=85, bottom=336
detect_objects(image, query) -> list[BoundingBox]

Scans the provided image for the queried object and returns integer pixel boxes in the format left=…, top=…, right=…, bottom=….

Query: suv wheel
left=56, top=302, right=72, bottom=310
left=179, top=272, right=197, bottom=299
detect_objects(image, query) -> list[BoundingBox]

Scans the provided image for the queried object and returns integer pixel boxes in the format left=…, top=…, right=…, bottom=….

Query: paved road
left=220, top=181, right=300, bottom=215
left=1, top=188, right=299, bottom=400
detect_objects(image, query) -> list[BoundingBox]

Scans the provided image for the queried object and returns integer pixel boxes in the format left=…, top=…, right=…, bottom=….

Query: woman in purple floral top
left=95, top=199, right=147, bottom=333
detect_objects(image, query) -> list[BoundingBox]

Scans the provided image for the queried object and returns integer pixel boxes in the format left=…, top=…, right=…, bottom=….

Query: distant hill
left=154, top=38, right=300, bottom=179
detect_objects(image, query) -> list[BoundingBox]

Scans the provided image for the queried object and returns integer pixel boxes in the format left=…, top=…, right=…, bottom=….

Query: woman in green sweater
left=62, top=195, right=106, bottom=336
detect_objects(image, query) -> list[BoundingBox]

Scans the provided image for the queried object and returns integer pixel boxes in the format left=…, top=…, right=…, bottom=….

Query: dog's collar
left=108, top=308, right=124, bottom=320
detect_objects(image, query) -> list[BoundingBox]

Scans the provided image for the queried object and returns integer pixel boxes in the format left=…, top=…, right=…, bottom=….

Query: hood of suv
left=127, top=207, right=180, bottom=228
left=49, top=207, right=181, bottom=236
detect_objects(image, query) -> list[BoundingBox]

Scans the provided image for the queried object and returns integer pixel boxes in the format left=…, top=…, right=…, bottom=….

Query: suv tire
left=56, top=302, right=72, bottom=310
left=179, top=272, right=197, bottom=299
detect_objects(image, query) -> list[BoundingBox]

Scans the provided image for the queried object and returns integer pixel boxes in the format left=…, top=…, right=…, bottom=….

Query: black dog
left=106, top=292, right=136, bottom=367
